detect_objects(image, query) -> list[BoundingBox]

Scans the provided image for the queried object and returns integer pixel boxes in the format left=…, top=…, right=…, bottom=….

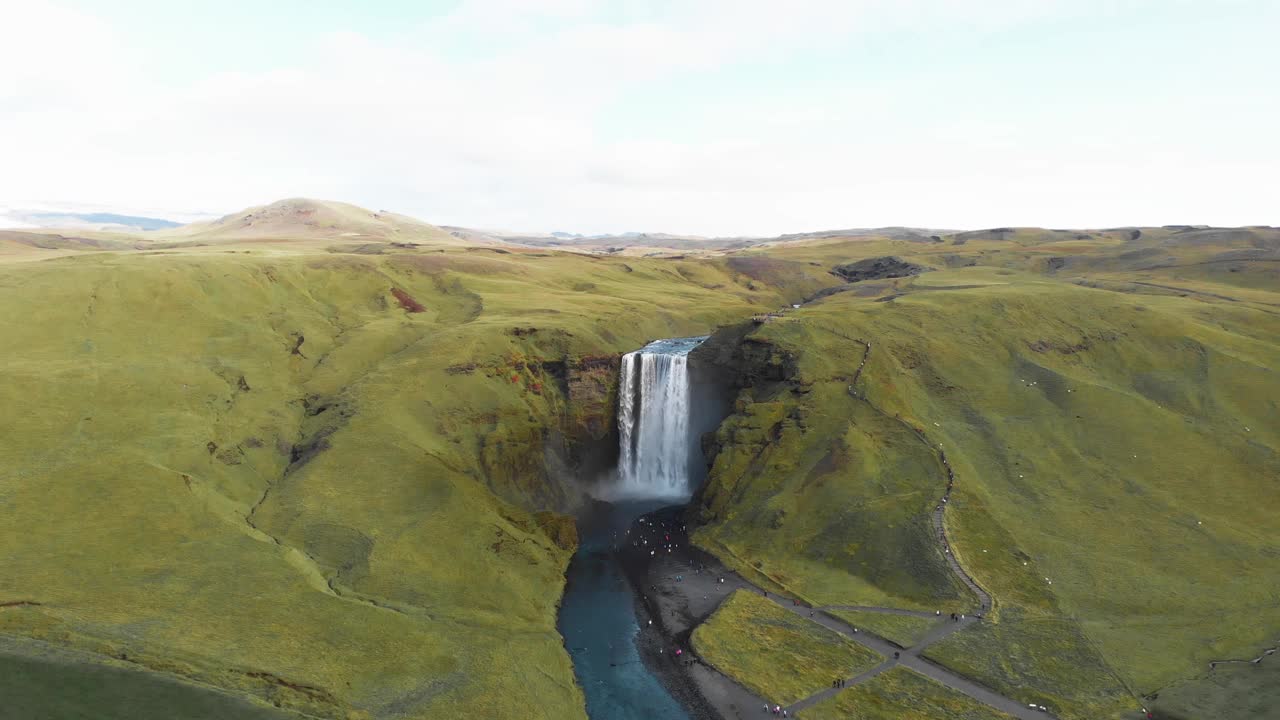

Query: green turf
left=0, top=641, right=302, bottom=720
left=1144, top=659, right=1280, bottom=719
left=0, top=246, right=833, bottom=719
left=922, top=607, right=1131, bottom=718
left=691, top=590, right=883, bottom=705
left=694, top=253, right=1280, bottom=717
left=825, top=611, right=939, bottom=648
left=3, top=218, right=1278, bottom=718
left=798, top=666, right=1016, bottom=720
left=691, top=339, right=973, bottom=612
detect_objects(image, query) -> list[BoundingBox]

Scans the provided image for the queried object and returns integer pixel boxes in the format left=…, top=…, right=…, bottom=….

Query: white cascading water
left=614, top=336, right=707, bottom=500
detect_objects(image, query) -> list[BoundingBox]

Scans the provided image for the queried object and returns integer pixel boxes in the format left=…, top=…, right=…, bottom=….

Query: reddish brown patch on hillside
left=243, top=671, right=335, bottom=703
left=0, top=600, right=42, bottom=608
left=575, top=354, right=619, bottom=370
left=390, top=287, right=426, bottom=313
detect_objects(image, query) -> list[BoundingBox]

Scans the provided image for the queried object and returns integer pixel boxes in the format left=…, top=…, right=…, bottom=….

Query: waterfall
left=613, top=336, right=707, bottom=500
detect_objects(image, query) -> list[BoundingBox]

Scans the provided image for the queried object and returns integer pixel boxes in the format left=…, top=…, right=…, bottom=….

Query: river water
left=557, top=500, right=691, bottom=720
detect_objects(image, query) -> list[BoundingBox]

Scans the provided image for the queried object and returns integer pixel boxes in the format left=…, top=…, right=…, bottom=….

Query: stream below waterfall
left=557, top=500, right=691, bottom=720
left=557, top=336, right=728, bottom=719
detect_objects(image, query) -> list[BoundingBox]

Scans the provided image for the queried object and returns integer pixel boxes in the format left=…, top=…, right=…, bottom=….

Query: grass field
left=0, top=637, right=302, bottom=720
left=922, top=607, right=1131, bottom=717
left=694, top=227, right=1280, bottom=718
left=798, top=666, right=1016, bottom=720
left=824, top=611, right=939, bottom=648
left=691, top=590, right=883, bottom=706
left=3, top=211, right=1277, bottom=718
left=0, top=239, right=833, bottom=718
left=1144, top=659, right=1280, bottom=719
left=691, top=332, right=974, bottom=612
left=798, top=666, right=1018, bottom=717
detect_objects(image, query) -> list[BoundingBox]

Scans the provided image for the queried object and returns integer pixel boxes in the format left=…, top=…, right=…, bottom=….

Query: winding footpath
left=1208, top=641, right=1279, bottom=670
left=637, top=333, right=1053, bottom=719
left=844, top=335, right=996, bottom=616
left=772, top=338, right=1037, bottom=717
left=776, top=603, right=1036, bottom=718
left=662, top=324, right=1261, bottom=719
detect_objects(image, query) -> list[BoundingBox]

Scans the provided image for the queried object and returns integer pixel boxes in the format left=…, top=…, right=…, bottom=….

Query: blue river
left=557, top=501, right=691, bottom=720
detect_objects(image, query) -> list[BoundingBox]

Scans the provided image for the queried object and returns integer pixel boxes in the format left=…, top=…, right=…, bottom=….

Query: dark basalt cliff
left=832, top=256, right=929, bottom=283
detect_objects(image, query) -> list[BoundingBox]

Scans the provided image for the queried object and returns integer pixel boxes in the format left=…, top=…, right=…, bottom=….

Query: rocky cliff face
left=563, top=355, right=623, bottom=481
left=690, top=323, right=799, bottom=390
left=476, top=353, right=622, bottom=513
left=688, top=323, right=803, bottom=521
left=831, top=256, right=929, bottom=283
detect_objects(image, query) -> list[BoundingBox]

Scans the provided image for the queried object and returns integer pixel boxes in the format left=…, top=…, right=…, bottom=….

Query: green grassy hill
left=3, top=210, right=1276, bottom=719
left=692, top=232, right=1280, bottom=718
left=692, top=590, right=882, bottom=706
left=0, top=237, right=832, bottom=719
left=156, top=198, right=464, bottom=244
left=800, top=666, right=1017, bottom=720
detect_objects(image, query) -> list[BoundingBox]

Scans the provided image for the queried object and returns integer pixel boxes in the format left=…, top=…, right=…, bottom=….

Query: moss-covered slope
left=693, top=260, right=1280, bottom=718
left=0, top=246, right=831, bottom=719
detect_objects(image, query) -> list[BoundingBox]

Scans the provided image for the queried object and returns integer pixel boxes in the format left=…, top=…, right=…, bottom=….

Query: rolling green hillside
left=3, top=211, right=1277, bottom=719
left=156, top=198, right=464, bottom=244
left=0, top=240, right=832, bottom=719
left=692, top=236, right=1280, bottom=718
left=692, top=590, right=883, bottom=705
left=800, top=666, right=1017, bottom=720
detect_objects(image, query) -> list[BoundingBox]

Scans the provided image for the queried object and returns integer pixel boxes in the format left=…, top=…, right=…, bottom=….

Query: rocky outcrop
left=563, top=355, right=621, bottom=474
left=477, top=353, right=622, bottom=513
left=534, top=511, right=580, bottom=551
left=831, top=256, right=929, bottom=283
left=688, top=323, right=804, bottom=521
left=691, top=323, right=799, bottom=391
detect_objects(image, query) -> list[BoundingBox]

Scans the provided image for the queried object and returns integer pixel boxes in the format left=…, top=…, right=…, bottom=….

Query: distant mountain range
left=162, top=198, right=462, bottom=244
left=28, top=212, right=181, bottom=231
left=5, top=199, right=1272, bottom=256
left=0, top=209, right=183, bottom=231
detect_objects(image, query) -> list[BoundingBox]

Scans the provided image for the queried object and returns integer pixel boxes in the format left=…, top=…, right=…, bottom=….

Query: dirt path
left=732, top=334, right=1046, bottom=717
left=633, top=518, right=1048, bottom=717
left=839, top=335, right=995, bottom=615
left=775, top=599, right=1041, bottom=718
left=1208, top=640, right=1279, bottom=670
left=817, top=605, right=935, bottom=618
left=636, top=523, right=1048, bottom=719
left=624, top=332, right=1060, bottom=719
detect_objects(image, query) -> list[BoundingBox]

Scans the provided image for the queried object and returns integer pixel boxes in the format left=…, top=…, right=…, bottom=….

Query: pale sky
left=1, top=0, right=1277, bottom=235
